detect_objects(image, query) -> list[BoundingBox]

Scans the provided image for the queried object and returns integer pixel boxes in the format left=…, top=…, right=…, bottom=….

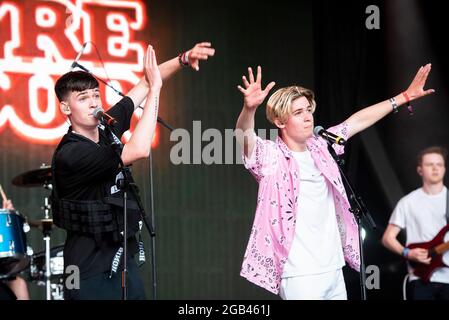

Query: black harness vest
left=50, top=131, right=142, bottom=243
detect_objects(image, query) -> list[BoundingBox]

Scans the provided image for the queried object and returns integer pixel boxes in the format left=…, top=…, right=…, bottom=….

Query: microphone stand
left=100, top=123, right=131, bottom=299
left=73, top=62, right=170, bottom=300
left=103, top=123, right=156, bottom=299
left=326, top=142, right=376, bottom=300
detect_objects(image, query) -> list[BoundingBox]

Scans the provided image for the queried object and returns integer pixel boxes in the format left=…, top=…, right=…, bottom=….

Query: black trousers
left=407, top=279, right=449, bottom=300
left=64, top=257, right=146, bottom=300
left=0, top=281, right=16, bottom=300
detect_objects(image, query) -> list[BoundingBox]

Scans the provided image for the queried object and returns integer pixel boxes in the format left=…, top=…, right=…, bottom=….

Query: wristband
left=402, top=247, right=410, bottom=258
left=178, top=52, right=189, bottom=67
left=402, top=92, right=414, bottom=115
left=402, top=91, right=410, bottom=103
left=389, top=97, right=399, bottom=114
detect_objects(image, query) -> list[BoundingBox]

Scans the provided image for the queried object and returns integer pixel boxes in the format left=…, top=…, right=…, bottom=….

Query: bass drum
left=0, top=210, right=29, bottom=279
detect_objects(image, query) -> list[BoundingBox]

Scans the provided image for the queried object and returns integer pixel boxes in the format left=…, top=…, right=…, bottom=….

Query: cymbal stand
left=41, top=192, right=52, bottom=300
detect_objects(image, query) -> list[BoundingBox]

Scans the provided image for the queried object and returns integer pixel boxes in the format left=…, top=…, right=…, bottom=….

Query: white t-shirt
left=282, top=150, right=345, bottom=278
left=389, top=187, right=449, bottom=283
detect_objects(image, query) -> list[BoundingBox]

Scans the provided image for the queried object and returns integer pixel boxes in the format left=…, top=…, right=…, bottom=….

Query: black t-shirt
left=53, top=96, right=138, bottom=279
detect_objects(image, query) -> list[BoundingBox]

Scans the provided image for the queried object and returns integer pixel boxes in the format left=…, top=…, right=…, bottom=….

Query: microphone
left=313, top=126, right=346, bottom=146
left=92, top=106, right=118, bottom=126
left=70, top=42, right=88, bottom=71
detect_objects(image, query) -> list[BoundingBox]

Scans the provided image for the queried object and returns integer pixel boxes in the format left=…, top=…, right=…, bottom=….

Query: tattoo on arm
left=153, top=94, right=159, bottom=116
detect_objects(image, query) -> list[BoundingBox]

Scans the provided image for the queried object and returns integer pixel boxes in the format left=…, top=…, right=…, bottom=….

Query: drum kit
left=0, top=165, right=64, bottom=300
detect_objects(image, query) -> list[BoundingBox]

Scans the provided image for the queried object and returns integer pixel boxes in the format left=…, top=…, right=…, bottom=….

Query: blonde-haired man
left=236, top=65, right=434, bottom=299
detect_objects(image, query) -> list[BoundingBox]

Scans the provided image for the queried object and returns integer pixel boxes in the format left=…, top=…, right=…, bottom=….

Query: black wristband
left=178, top=52, right=189, bottom=67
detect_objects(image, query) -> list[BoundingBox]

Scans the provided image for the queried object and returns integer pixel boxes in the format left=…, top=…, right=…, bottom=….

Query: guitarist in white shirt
left=382, top=146, right=449, bottom=300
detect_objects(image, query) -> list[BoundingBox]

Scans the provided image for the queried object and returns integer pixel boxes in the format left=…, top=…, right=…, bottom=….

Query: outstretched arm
left=122, top=45, right=162, bottom=166
left=345, top=63, right=434, bottom=138
left=159, top=41, right=215, bottom=77
left=235, top=66, right=275, bottom=158
left=126, top=42, right=215, bottom=109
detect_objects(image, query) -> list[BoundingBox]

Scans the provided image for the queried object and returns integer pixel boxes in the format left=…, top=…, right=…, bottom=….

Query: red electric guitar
left=407, top=225, right=449, bottom=283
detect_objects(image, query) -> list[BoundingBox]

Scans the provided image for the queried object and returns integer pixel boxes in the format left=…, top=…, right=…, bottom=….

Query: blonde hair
left=266, top=86, right=316, bottom=124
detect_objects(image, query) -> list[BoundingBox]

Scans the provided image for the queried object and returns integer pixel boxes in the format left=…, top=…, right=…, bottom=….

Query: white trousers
left=280, top=268, right=347, bottom=300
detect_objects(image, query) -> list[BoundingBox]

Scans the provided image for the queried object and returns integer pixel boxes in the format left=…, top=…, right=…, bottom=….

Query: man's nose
left=305, top=113, right=313, bottom=121
left=89, top=97, right=97, bottom=106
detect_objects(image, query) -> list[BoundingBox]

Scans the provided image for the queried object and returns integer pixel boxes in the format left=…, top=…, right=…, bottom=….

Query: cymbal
left=12, top=166, right=52, bottom=188
left=28, top=218, right=55, bottom=230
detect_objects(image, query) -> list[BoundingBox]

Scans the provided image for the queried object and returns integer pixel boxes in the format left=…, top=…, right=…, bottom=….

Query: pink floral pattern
left=241, top=122, right=360, bottom=294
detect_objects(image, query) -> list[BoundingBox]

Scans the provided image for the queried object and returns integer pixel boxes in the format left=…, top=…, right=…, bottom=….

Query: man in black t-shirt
left=52, top=43, right=215, bottom=300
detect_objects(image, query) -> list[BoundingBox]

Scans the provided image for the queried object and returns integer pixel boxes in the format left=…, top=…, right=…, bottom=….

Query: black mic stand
left=102, top=122, right=158, bottom=300
left=100, top=123, right=131, bottom=299
left=326, top=142, right=376, bottom=300
left=73, top=62, right=170, bottom=300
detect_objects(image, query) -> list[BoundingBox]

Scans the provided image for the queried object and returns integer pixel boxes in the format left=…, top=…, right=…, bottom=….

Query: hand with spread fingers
left=237, top=66, right=275, bottom=110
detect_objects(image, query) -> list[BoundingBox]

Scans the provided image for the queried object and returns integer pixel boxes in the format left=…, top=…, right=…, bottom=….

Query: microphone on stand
left=313, top=126, right=346, bottom=146
left=69, top=42, right=88, bottom=71
left=92, top=106, right=118, bottom=126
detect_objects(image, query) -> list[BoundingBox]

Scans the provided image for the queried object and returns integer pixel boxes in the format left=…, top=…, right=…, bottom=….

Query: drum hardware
left=28, top=244, right=64, bottom=300
left=41, top=195, right=53, bottom=300
left=10, top=164, right=59, bottom=300
left=28, top=218, right=54, bottom=231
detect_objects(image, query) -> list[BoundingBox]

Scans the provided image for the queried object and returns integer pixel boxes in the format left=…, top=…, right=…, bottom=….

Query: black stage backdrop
left=0, top=0, right=447, bottom=300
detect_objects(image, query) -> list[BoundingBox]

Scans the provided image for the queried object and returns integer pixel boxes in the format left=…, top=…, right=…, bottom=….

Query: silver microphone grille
left=313, top=126, right=324, bottom=136
left=92, top=106, right=104, bottom=119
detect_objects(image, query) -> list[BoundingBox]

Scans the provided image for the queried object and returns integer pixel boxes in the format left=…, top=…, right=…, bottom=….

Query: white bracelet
left=389, top=97, right=398, bottom=114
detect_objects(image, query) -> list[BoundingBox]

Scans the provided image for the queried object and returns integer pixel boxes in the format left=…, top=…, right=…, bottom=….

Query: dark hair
left=54, top=71, right=99, bottom=102
left=416, top=146, right=448, bottom=166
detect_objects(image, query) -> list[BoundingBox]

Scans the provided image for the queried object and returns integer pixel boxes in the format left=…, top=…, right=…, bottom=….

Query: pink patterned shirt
left=240, top=122, right=360, bottom=294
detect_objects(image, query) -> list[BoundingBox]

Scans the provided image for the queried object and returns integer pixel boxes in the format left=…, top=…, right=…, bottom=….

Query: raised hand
left=404, top=63, right=435, bottom=101
left=238, top=66, right=275, bottom=109
left=143, top=45, right=162, bottom=90
left=187, top=42, right=215, bottom=71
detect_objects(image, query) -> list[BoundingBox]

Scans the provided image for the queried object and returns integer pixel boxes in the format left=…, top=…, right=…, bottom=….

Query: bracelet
left=184, top=50, right=190, bottom=64
left=389, top=97, right=399, bottom=114
left=402, top=91, right=410, bottom=103
left=402, top=247, right=410, bottom=259
left=402, top=92, right=414, bottom=115
left=178, top=52, right=189, bottom=67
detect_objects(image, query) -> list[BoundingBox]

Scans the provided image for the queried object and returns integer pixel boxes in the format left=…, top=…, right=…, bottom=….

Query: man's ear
left=274, top=118, right=285, bottom=129
left=417, top=166, right=423, bottom=177
left=60, top=102, right=70, bottom=115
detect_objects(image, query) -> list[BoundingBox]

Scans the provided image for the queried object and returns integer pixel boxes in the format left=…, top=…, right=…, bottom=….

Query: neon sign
left=0, top=0, right=153, bottom=145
